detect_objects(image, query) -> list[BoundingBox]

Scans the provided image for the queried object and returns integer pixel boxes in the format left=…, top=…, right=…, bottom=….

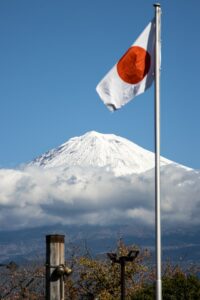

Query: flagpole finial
left=154, top=3, right=161, bottom=7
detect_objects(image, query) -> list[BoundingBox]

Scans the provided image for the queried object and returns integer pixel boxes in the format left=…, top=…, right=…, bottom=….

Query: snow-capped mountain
left=0, top=131, right=198, bottom=263
left=31, top=131, right=173, bottom=176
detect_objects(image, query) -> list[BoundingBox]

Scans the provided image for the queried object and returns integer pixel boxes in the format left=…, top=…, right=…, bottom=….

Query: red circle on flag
left=117, top=46, right=151, bottom=84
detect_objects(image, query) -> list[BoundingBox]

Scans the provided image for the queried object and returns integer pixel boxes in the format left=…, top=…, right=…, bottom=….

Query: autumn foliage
left=0, top=240, right=200, bottom=299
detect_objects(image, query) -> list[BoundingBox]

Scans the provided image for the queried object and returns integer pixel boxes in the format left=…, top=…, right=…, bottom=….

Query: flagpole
left=154, top=3, right=162, bottom=300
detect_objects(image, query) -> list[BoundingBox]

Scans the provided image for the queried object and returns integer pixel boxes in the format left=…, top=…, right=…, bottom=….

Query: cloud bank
left=0, top=164, right=199, bottom=231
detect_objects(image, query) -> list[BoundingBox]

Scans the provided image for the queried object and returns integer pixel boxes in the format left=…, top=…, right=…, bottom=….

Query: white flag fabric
left=96, top=19, right=156, bottom=111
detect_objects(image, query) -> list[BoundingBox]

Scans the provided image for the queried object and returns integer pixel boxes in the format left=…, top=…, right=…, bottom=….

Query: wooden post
left=46, top=234, right=65, bottom=300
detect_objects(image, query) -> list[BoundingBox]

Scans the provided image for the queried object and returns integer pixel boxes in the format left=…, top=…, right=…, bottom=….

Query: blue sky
left=0, top=0, right=199, bottom=170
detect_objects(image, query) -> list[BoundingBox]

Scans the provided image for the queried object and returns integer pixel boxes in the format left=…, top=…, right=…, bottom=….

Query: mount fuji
left=0, top=131, right=199, bottom=263
left=30, top=131, right=178, bottom=176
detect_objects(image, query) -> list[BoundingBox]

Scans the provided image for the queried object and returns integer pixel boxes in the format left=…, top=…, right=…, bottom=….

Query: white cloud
left=0, top=164, right=199, bottom=231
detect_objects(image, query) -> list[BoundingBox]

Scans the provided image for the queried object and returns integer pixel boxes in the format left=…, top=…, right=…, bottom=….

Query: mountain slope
left=30, top=131, right=173, bottom=176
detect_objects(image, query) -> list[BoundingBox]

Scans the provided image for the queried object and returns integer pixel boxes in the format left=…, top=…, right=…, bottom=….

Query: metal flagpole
left=154, top=3, right=162, bottom=300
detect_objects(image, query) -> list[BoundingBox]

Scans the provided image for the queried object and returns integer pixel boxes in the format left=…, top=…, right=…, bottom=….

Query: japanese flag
left=96, top=19, right=156, bottom=111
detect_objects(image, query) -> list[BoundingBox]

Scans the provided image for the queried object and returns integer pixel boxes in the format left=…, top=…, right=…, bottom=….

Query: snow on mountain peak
left=30, top=131, right=172, bottom=176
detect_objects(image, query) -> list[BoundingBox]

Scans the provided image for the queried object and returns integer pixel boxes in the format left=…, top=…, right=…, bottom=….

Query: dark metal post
left=107, top=250, right=139, bottom=300
left=120, top=258, right=125, bottom=300
left=46, top=234, right=65, bottom=300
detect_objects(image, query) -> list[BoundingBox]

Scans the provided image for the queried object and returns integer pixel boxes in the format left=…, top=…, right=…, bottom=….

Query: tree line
left=0, top=240, right=200, bottom=299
